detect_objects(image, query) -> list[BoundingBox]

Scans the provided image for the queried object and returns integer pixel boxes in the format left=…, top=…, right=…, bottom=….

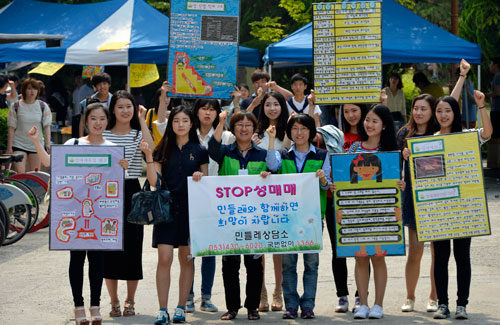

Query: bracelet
left=146, top=161, right=154, bottom=164
left=479, top=106, right=486, bottom=109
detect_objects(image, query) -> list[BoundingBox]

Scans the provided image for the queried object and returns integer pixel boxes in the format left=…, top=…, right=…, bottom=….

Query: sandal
left=221, top=310, right=238, bottom=320
left=109, top=301, right=121, bottom=317
left=258, top=291, right=269, bottom=312
left=74, top=306, right=90, bottom=325
left=89, top=306, right=102, bottom=325
left=123, top=300, right=136, bottom=316
left=248, top=309, right=260, bottom=320
left=271, top=290, right=283, bottom=311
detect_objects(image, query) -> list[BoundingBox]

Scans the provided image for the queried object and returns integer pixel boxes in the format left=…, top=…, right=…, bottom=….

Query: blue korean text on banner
left=168, top=0, right=240, bottom=99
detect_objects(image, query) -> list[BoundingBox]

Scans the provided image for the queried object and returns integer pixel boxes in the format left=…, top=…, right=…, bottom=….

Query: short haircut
left=91, top=72, right=111, bottom=87
left=286, top=114, right=317, bottom=143
left=290, top=73, right=307, bottom=85
left=229, top=111, right=258, bottom=134
left=84, top=102, right=110, bottom=124
left=0, top=74, right=8, bottom=88
left=21, top=78, right=41, bottom=99
left=250, top=69, right=270, bottom=83
left=193, top=98, right=222, bottom=129
left=8, top=73, right=19, bottom=84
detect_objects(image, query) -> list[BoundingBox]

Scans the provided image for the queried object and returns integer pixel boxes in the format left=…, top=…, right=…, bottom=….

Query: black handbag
left=127, top=173, right=172, bottom=225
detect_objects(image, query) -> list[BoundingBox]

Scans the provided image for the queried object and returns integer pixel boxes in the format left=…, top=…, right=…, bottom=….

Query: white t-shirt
left=286, top=97, right=321, bottom=116
left=7, top=100, right=52, bottom=151
left=64, top=137, right=115, bottom=146
left=197, top=128, right=235, bottom=176
left=257, top=132, right=283, bottom=151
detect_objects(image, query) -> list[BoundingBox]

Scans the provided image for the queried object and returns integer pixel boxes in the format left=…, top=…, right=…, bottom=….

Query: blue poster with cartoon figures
left=331, top=152, right=405, bottom=257
left=167, top=0, right=239, bottom=99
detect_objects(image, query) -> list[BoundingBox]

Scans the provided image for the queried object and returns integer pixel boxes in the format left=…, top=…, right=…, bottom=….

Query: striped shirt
left=103, top=129, right=143, bottom=179
left=347, top=141, right=380, bottom=153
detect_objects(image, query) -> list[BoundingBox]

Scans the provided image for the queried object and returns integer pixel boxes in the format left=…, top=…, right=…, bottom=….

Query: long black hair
left=399, top=94, right=438, bottom=140
left=349, top=153, right=382, bottom=183
left=435, top=95, right=462, bottom=133
left=192, top=98, right=221, bottom=130
left=108, top=90, right=140, bottom=130
left=256, top=91, right=289, bottom=141
left=359, top=104, right=398, bottom=151
left=152, top=106, right=199, bottom=163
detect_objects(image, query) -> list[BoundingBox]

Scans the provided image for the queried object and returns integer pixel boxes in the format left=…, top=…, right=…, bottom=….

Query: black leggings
left=222, top=255, right=263, bottom=311
left=325, top=197, right=349, bottom=297
left=69, top=250, right=104, bottom=307
left=433, top=238, right=471, bottom=307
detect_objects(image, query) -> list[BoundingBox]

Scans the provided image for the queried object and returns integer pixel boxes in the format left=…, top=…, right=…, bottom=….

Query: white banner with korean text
left=188, top=173, right=323, bottom=256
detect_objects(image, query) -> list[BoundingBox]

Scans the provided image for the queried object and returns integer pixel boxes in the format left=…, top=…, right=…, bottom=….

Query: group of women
left=15, top=57, right=492, bottom=324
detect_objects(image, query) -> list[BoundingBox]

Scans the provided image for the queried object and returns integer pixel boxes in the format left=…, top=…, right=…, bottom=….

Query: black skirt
left=152, top=195, right=189, bottom=248
left=103, top=179, right=144, bottom=280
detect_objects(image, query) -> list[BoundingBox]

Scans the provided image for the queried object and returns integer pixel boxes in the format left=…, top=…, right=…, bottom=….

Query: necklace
left=238, top=144, right=252, bottom=154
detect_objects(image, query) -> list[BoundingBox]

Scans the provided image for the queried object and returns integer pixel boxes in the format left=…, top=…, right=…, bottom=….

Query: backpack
left=14, top=100, right=48, bottom=127
left=287, top=97, right=309, bottom=114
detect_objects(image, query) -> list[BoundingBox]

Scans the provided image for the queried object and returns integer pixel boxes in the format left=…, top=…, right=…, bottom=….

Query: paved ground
left=1, top=176, right=500, bottom=324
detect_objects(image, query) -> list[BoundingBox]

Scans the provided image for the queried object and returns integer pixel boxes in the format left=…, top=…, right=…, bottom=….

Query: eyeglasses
left=291, top=127, right=309, bottom=133
left=235, top=123, right=253, bottom=129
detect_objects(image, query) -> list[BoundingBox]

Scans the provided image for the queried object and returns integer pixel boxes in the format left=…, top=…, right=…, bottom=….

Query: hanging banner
left=408, top=132, right=490, bottom=242
left=49, top=145, right=125, bottom=250
left=167, top=0, right=239, bottom=99
left=188, top=173, right=323, bottom=256
left=332, top=151, right=404, bottom=257
left=82, top=66, right=103, bottom=79
left=313, top=1, right=382, bottom=104
left=130, top=64, right=160, bottom=87
left=29, top=62, right=65, bottom=76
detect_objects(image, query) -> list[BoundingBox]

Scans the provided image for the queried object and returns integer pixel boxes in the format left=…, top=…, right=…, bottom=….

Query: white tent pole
left=127, top=65, right=130, bottom=92
left=269, top=64, right=272, bottom=80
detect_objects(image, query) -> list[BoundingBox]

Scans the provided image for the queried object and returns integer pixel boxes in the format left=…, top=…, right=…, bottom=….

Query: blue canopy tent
left=0, top=0, right=260, bottom=67
left=264, top=0, right=481, bottom=67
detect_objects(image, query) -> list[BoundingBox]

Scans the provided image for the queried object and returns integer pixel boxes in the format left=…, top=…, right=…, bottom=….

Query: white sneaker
left=353, top=305, right=370, bottom=319
left=455, top=306, right=468, bottom=319
left=401, top=299, right=414, bottom=312
left=368, top=304, right=384, bottom=319
left=426, top=299, right=438, bottom=312
left=335, top=296, right=349, bottom=313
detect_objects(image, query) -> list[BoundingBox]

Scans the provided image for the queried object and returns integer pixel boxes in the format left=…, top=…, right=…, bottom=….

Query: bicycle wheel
left=0, top=201, right=8, bottom=239
left=10, top=173, right=49, bottom=232
left=1, top=184, right=32, bottom=246
left=0, top=218, right=5, bottom=246
left=5, top=178, right=39, bottom=231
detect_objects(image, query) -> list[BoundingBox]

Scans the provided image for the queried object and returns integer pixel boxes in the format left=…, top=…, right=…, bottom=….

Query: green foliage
left=146, top=0, right=169, bottom=15
left=0, top=109, right=9, bottom=150
left=279, top=0, right=311, bottom=24
left=249, top=16, right=287, bottom=43
left=395, top=0, right=415, bottom=10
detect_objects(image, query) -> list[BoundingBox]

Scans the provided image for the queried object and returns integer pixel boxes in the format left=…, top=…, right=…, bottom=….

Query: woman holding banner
left=397, top=93, right=439, bottom=314
left=431, top=89, right=492, bottom=320
left=27, top=102, right=129, bottom=325
left=266, top=113, right=330, bottom=319
left=208, top=110, right=270, bottom=321
left=332, top=104, right=405, bottom=319
left=141, top=106, right=208, bottom=324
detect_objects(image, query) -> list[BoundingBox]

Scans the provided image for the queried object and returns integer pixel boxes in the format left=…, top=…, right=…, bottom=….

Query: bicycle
left=0, top=154, right=34, bottom=245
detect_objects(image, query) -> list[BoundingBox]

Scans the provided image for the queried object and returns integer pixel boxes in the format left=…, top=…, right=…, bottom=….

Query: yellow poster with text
left=408, top=132, right=490, bottom=242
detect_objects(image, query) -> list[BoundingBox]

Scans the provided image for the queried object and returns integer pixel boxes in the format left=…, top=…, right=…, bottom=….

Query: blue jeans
left=189, top=256, right=216, bottom=300
left=281, top=253, right=319, bottom=310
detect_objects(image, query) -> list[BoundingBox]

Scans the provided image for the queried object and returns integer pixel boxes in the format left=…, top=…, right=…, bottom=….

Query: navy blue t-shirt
left=161, top=140, right=209, bottom=196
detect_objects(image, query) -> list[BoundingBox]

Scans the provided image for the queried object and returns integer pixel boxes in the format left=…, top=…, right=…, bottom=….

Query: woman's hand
left=230, top=86, right=242, bottom=100
left=28, top=125, right=39, bottom=142
left=118, top=159, right=129, bottom=170
left=138, top=105, right=147, bottom=121
left=336, top=209, right=343, bottom=224
left=460, top=59, right=470, bottom=76
left=380, top=89, right=388, bottom=105
left=251, top=133, right=262, bottom=145
left=315, top=169, right=327, bottom=186
left=329, top=182, right=336, bottom=193
left=192, top=171, right=203, bottom=182
left=219, top=110, right=229, bottom=126
left=397, top=180, right=406, bottom=191
left=266, top=125, right=276, bottom=140
left=474, top=90, right=485, bottom=107
left=260, top=171, right=271, bottom=178
left=402, top=147, right=411, bottom=161
left=139, top=140, right=153, bottom=156
left=161, top=80, right=172, bottom=94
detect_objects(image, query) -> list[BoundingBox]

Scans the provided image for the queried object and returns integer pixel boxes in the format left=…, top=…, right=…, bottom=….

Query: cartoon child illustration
left=336, top=153, right=401, bottom=256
